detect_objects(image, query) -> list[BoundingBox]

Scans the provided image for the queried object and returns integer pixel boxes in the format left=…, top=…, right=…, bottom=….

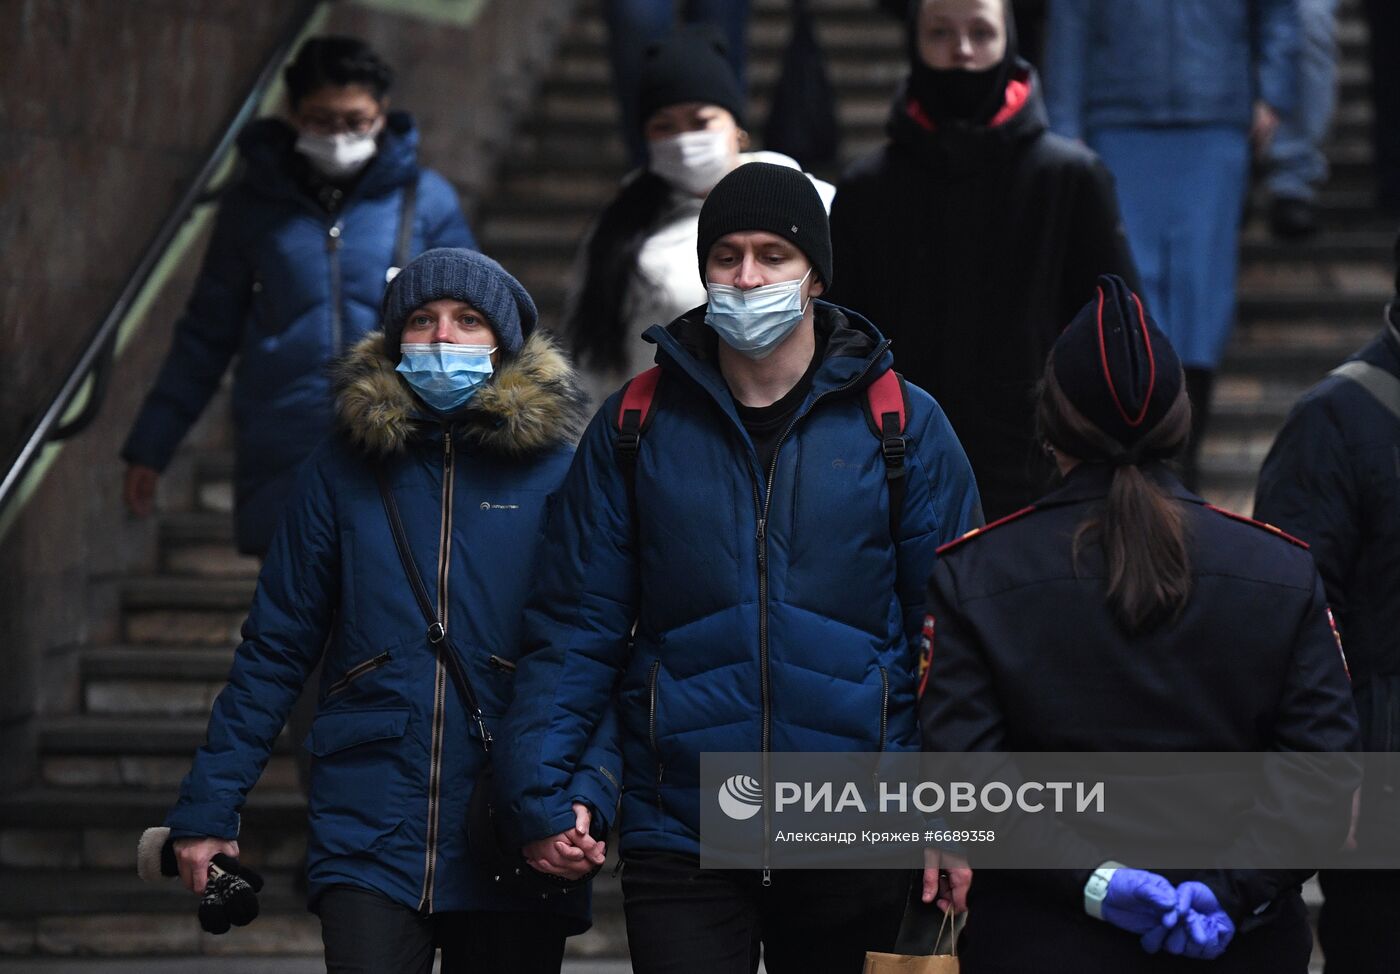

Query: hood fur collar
left=334, top=331, right=588, bottom=457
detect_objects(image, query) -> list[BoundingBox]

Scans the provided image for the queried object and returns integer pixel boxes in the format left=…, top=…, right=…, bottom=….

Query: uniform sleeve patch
left=917, top=614, right=935, bottom=699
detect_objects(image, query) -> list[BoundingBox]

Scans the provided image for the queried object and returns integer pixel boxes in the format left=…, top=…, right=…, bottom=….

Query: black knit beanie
left=696, top=162, right=833, bottom=285
left=639, top=26, right=746, bottom=130
left=381, top=248, right=536, bottom=361
left=1049, top=274, right=1183, bottom=459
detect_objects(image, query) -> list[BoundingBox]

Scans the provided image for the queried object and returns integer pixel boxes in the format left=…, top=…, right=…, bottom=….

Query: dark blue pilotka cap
left=1050, top=274, right=1184, bottom=456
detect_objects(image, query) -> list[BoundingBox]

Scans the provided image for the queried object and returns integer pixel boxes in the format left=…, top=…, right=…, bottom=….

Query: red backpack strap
left=616, top=366, right=663, bottom=460
left=865, top=369, right=908, bottom=538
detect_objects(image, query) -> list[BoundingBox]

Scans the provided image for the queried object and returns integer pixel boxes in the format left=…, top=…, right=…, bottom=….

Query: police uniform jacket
left=920, top=462, right=1359, bottom=973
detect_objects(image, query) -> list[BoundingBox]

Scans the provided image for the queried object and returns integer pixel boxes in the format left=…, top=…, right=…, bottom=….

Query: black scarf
left=905, top=0, right=1020, bottom=126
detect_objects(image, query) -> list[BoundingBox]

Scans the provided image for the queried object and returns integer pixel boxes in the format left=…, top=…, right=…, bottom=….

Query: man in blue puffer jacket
left=122, top=36, right=474, bottom=556
left=500, top=163, right=983, bottom=973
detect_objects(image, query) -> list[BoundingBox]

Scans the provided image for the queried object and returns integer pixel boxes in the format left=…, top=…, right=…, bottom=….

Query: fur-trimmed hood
left=334, top=331, right=588, bottom=457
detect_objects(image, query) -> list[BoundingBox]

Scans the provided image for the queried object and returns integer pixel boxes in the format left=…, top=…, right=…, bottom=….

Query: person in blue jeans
left=606, top=0, right=751, bottom=165
left=1268, top=0, right=1341, bottom=240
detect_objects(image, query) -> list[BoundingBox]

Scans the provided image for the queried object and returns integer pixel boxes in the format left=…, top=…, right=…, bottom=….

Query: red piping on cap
left=1096, top=286, right=1157, bottom=428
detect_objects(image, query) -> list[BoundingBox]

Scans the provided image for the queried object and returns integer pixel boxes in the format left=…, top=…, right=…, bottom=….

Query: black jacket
left=920, top=463, right=1358, bottom=973
left=828, top=69, right=1138, bottom=520
left=1255, top=317, right=1400, bottom=843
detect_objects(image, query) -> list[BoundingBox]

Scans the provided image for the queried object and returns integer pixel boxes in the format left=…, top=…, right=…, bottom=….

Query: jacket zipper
left=326, top=220, right=344, bottom=356
left=749, top=341, right=891, bottom=887
left=487, top=654, right=517, bottom=673
left=648, top=660, right=664, bottom=812
left=326, top=651, right=392, bottom=697
left=878, top=666, right=890, bottom=753
left=417, top=431, right=455, bottom=916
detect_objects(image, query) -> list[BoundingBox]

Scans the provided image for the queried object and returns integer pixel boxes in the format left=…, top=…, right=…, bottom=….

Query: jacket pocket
left=305, top=706, right=410, bottom=757
left=325, top=651, right=392, bottom=698
left=648, top=660, right=664, bottom=811
left=305, top=707, right=412, bottom=855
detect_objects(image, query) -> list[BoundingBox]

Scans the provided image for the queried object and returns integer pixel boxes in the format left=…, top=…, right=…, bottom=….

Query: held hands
left=1140, top=881, right=1236, bottom=961
left=521, top=803, right=606, bottom=880
left=1100, top=868, right=1178, bottom=935
left=1095, top=870, right=1236, bottom=961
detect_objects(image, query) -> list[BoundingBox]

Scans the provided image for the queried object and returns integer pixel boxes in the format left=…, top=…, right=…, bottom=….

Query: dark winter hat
left=696, top=162, right=833, bottom=285
left=638, top=26, right=746, bottom=130
left=1050, top=274, right=1183, bottom=456
left=381, top=248, right=536, bottom=360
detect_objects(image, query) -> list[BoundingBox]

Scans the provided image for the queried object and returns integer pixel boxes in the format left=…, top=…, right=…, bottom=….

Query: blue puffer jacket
left=122, top=112, right=475, bottom=554
left=164, top=332, right=619, bottom=927
left=499, top=304, right=982, bottom=858
left=1044, top=0, right=1300, bottom=141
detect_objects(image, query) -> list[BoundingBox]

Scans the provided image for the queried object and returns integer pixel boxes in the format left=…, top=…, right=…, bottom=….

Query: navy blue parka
left=164, top=332, right=619, bottom=926
left=499, top=303, right=983, bottom=857
left=122, top=112, right=475, bottom=554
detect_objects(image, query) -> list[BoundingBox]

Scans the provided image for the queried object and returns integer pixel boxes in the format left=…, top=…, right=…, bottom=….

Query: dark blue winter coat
left=164, top=332, right=619, bottom=927
left=1256, top=317, right=1400, bottom=815
left=498, top=304, right=983, bottom=858
left=122, top=112, right=475, bottom=555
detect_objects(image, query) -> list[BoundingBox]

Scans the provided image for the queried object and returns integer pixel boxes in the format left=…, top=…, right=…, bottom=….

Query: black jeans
left=316, top=885, right=568, bottom=974
left=621, top=852, right=911, bottom=974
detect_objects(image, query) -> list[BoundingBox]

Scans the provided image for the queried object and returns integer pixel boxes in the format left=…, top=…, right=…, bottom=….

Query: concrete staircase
left=1211, top=0, right=1392, bottom=513
left=0, top=0, right=1384, bottom=961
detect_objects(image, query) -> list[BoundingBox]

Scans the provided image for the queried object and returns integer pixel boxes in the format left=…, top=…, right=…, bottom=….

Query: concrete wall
left=0, top=0, right=578, bottom=787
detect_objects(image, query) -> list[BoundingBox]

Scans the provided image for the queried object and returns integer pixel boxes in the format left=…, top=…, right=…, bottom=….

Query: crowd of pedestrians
left=121, top=2, right=1399, bottom=971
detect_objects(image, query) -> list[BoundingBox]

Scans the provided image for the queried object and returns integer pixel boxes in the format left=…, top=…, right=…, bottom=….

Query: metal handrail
left=0, top=0, right=326, bottom=527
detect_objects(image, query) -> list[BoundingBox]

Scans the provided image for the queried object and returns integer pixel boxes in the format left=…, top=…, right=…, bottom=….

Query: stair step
left=0, top=789, right=304, bottom=831
left=0, top=869, right=626, bottom=958
left=159, top=514, right=256, bottom=579
left=40, top=717, right=289, bottom=757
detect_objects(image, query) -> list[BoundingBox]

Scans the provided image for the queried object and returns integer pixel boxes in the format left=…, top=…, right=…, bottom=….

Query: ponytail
left=1038, top=360, right=1194, bottom=635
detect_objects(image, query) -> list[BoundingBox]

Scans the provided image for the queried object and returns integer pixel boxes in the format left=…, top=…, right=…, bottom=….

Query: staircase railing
left=0, top=0, right=329, bottom=541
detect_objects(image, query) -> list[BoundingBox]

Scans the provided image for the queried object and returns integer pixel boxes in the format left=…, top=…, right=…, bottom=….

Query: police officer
left=1254, top=237, right=1400, bottom=973
left=919, top=275, right=1360, bottom=972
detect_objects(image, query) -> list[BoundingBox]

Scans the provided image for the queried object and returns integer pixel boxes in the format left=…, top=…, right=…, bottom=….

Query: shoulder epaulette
left=1204, top=504, right=1309, bottom=549
left=936, top=505, right=1037, bottom=555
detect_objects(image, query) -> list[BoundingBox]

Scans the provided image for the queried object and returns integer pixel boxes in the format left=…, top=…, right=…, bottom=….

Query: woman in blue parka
left=162, top=249, right=619, bottom=973
left=1042, top=0, right=1299, bottom=486
left=122, top=36, right=475, bottom=556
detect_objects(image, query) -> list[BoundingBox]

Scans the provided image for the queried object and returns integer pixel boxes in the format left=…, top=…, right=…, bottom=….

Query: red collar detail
left=905, top=75, right=1031, bottom=133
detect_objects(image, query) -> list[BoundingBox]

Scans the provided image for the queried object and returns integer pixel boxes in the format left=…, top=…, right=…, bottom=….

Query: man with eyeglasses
left=122, top=35, right=475, bottom=559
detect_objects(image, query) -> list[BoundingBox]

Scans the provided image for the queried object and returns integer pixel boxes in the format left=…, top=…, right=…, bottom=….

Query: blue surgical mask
left=704, top=269, right=812, bottom=360
left=395, top=342, right=497, bottom=414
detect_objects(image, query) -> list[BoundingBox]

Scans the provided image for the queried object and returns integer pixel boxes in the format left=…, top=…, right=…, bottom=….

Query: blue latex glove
left=1101, top=868, right=1178, bottom=935
left=1141, top=881, right=1236, bottom=960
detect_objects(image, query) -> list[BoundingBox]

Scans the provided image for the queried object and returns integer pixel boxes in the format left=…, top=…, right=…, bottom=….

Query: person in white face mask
left=563, top=26, right=836, bottom=409
left=122, top=35, right=475, bottom=559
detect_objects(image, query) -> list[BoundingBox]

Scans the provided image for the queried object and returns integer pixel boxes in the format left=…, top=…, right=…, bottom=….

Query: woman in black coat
left=918, top=275, right=1359, bottom=972
left=830, top=0, right=1137, bottom=520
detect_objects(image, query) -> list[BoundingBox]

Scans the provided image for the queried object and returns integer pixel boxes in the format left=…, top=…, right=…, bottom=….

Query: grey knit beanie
left=381, top=248, right=537, bottom=360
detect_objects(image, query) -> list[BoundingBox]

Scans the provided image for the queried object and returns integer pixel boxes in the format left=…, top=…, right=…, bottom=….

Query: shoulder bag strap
left=1329, top=360, right=1400, bottom=424
left=375, top=465, right=492, bottom=751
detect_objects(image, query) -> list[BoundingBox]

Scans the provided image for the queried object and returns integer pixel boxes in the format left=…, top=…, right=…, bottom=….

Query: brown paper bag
left=862, top=906, right=959, bottom=973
